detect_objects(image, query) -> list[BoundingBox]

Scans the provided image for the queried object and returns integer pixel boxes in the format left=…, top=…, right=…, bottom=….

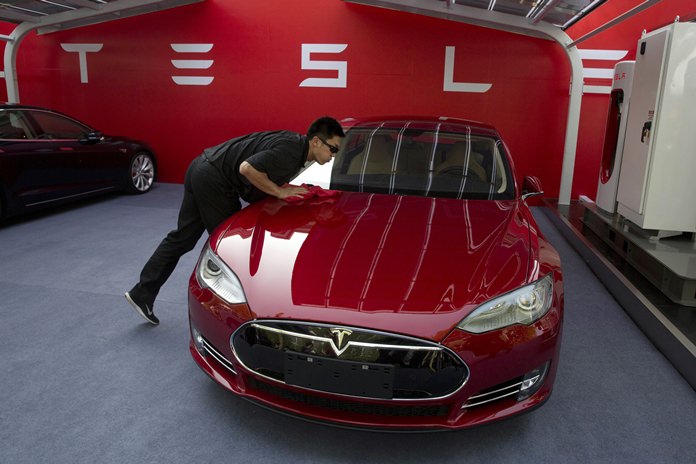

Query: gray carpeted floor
left=1, top=183, right=694, bottom=463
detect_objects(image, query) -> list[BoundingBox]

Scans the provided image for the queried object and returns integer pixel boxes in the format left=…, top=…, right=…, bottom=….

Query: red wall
left=4, top=0, right=693, bottom=200
left=7, top=1, right=569, bottom=196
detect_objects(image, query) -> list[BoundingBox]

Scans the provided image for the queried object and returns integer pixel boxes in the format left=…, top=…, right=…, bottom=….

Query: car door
left=0, top=108, right=86, bottom=210
left=26, top=109, right=122, bottom=193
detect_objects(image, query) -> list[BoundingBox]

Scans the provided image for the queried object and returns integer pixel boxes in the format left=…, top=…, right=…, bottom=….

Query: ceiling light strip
left=529, top=0, right=562, bottom=25
left=63, top=0, right=102, bottom=8
left=563, top=0, right=607, bottom=29
left=525, top=0, right=544, bottom=19
left=2, top=4, right=47, bottom=15
left=39, top=0, right=76, bottom=10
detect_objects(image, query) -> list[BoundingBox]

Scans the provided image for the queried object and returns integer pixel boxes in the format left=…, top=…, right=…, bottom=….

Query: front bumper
left=188, top=275, right=562, bottom=430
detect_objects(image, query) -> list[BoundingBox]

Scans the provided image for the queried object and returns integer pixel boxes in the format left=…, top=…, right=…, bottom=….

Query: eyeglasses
left=318, top=137, right=340, bottom=154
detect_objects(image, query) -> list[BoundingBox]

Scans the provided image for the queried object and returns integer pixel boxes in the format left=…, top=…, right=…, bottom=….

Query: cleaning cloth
left=283, top=184, right=342, bottom=203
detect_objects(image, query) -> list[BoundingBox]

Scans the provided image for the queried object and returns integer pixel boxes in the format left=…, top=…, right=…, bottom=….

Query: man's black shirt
left=202, top=130, right=309, bottom=201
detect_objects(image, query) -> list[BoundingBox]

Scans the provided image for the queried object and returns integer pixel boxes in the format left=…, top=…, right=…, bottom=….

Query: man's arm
left=239, top=161, right=308, bottom=199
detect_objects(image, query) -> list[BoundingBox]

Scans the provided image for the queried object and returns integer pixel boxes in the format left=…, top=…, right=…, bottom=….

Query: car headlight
left=457, top=273, right=554, bottom=334
left=196, top=244, right=247, bottom=304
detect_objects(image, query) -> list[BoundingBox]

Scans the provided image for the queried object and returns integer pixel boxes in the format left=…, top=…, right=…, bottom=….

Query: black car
left=0, top=104, right=156, bottom=219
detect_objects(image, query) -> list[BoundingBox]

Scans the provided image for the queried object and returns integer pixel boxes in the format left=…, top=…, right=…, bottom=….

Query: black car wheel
left=127, top=151, right=155, bottom=193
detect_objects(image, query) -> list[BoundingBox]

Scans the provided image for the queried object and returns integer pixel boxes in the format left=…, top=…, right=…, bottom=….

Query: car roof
left=341, top=115, right=499, bottom=137
left=0, top=103, right=58, bottom=112
left=0, top=104, right=94, bottom=129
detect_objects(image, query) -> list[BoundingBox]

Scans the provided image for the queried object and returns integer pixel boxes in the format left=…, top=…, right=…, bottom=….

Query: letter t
left=60, top=44, right=104, bottom=83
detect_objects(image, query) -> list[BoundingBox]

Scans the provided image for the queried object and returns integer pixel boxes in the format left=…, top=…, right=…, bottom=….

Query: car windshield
left=329, top=121, right=515, bottom=200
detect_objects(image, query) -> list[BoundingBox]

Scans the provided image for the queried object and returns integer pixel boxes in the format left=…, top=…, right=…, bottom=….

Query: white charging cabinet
left=616, top=22, right=696, bottom=234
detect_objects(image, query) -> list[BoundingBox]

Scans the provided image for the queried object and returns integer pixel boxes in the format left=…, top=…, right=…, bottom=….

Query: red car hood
left=214, top=192, right=533, bottom=341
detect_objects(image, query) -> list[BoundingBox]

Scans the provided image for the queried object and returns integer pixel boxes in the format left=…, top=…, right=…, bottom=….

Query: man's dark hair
left=307, top=116, right=345, bottom=140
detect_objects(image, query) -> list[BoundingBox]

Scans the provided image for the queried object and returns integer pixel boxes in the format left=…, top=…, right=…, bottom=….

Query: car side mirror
left=521, top=176, right=544, bottom=201
left=80, top=131, right=103, bottom=144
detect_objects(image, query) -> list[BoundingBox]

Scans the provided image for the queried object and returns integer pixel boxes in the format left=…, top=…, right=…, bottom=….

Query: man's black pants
left=129, top=155, right=242, bottom=307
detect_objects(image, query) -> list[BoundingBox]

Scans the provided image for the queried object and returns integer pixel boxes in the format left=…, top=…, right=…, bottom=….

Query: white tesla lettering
left=443, top=46, right=492, bottom=93
left=579, top=49, right=629, bottom=95
left=578, top=49, right=629, bottom=60
left=60, top=43, right=103, bottom=83
left=53, top=42, right=524, bottom=94
left=171, top=44, right=213, bottom=53
left=170, top=43, right=215, bottom=86
left=299, top=44, right=348, bottom=88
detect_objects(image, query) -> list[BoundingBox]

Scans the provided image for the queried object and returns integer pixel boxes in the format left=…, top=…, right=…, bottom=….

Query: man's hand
left=276, top=185, right=309, bottom=199
left=239, top=161, right=308, bottom=199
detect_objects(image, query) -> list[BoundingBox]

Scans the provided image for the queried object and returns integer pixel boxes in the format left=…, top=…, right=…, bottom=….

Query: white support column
left=559, top=46, right=583, bottom=205
left=4, top=22, right=34, bottom=104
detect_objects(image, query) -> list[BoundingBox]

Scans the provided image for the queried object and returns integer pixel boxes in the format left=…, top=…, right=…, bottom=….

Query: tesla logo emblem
left=329, top=328, right=353, bottom=354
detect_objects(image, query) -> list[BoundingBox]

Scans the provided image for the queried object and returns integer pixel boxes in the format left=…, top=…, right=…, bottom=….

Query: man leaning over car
left=125, top=116, right=345, bottom=325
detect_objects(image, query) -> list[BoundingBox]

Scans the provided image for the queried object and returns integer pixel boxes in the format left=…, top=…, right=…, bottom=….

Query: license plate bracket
left=284, top=352, right=394, bottom=399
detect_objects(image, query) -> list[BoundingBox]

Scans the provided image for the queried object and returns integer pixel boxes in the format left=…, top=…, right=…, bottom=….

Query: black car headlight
left=196, top=244, right=247, bottom=304
left=457, top=273, right=554, bottom=334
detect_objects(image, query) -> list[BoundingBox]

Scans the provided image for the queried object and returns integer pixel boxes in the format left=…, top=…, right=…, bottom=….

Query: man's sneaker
left=125, top=291, right=159, bottom=325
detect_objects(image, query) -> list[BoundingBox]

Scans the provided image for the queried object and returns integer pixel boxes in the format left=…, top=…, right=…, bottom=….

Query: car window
left=27, top=110, right=91, bottom=140
left=0, top=110, right=35, bottom=140
left=330, top=123, right=515, bottom=200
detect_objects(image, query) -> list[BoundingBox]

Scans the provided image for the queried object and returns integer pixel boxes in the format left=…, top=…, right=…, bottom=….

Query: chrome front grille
left=231, top=320, right=469, bottom=401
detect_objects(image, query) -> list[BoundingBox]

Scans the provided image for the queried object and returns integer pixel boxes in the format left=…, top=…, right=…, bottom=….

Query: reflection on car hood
left=214, top=192, right=532, bottom=341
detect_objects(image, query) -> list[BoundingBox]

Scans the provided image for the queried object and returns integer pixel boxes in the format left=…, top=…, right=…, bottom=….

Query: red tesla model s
left=188, top=116, right=563, bottom=430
